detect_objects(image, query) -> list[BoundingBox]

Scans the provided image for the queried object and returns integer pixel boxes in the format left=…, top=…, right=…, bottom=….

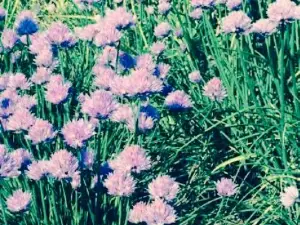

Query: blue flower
left=140, top=105, right=160, bottom=120
left=1, top=98, right=10, bottom=109
left=119, top=53, right=136, bottom=69
left=16, top=18, right=39, bottom=36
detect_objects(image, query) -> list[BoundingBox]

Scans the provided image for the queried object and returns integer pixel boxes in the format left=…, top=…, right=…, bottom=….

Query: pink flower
left=250, top=19, right=278, bottom=35
left=110, top=69, right=163, bottom=96
left=94, top=22, right=122, bottom=47
left=222, top=11, right=252, bottom=34
left=27, top=119, right=56, bottom=144
left=226, top=0, right=242, bottom=10
left=9, top=149, right=33, bottom=170
left=189, top=71, right=202, bottom=83
left=31, top=67, right=52, bottom=84
left=267, top=0, right=297, bottom=23
left=46, top=22, right=76, bottom=47
left=280, top=186, right=299, bottom=208
left=34, top=49, right=54, bottom=67
left=138, top=113, right=155, bottom=132
left=6, top=189, right=31, bottom=213
left=29, top=32, right=52, bottom=55
left=74, top=24, right=98, bottom=41
left=48, top=149, right=78, bottom=179
left=1, top=29, right=19, bottom=50
left=93, top=65, right=116, bottom=89
left=103, top=171, right=136, bottom=196
left=109, top=145, right=151, bottom=173
left=165, top=90, right=193, bottom=110
left=154, top=22, right=172, bottom=38
left=105, top=7, right=135, bottom=30
left=191, top=0, right=215, bottom=8
left=7, top=73, right=31, bottom=90
left=190, top=8, right=203, bottom=19
left=109, top=104, right=136, bottom=130
left=216, top=178, right=237, bottom=196
left=62, top=119, right=95, bottom=148
left=6, top=109, right=36, bottom=131
left=96, top=46, right=118, bottom=67
left=151, top=41, right=166, bottom=55
left=203, top=77, right=227, bottom=102
left=148, top=175, right=179, bottom=201
left=136, top=54, right=156, bottom=73
left=71, top=171, right=81, bottom=189
left=158, top=1, right=171, bottom=15
left=0, top=145, right=21, bottom=178
left=26, top=160, right=50, bottom=180
left=80, top=90, right=118, bottom=118
left=156, top=63, right=171, bottom=80
left=128, top=202, right=148, bottom=223
left=144, top=199, right=177, bottom=225
left=45, top=75, right=71, bottom=104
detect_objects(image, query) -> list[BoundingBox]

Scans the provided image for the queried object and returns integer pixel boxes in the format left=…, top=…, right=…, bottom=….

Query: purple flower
left=96, top=46, right=118, bottom=67
left=80, top=90, right=118, bottom=118
left=26, top=160, right=49, bottom=180
left=45, top=75, right=71, bottom=104
left=148, top=175, right=179, bottom=201
left=144, top=199, right=177, bottom=225
left=222, top=11, right=252, bottom=34
left=216, top=178, right=237, bottom=196
left=48, top=149, right=79, bottom=180
left=155, top=63, right=171, bottom=80
left=165, top=90, right=193, bottom=111
left=154, top=22, right=172, bottom=38
left=15, top=10, right=39, bottom=36
left=189, top=71, right=202, bottom=83
left=6, top=189, right=31, bottom=213
left=109, top=145, right=151, bottom=173
left=62, top=119, right=95, bottom=148
left=146, top=6, right=155, bottom=15
left=27, top=119, right=56, bottom=144
left=203, top=77, right=227, bottom=102
left=103, top=171, right=136, bottom=196
left=1, top=29, right=19, bottom=50
left=0, top=145, right=20, bottom=178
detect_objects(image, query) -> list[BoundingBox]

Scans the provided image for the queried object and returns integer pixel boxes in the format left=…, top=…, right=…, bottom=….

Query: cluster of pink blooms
left=6, top=189, right=32, bottom=213
left=74, top=7, right=135, bottom=47
left=104, top=145, right=151, bottom=196
left=221, top=0, right=300, bottom=35
left=280, top=186, right=299, bottom=208
left=129, top=174, right=179, bottom=224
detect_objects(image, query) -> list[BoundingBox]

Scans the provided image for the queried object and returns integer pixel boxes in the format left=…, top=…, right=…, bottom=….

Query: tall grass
left=0, top=0, right=299, bottom=225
